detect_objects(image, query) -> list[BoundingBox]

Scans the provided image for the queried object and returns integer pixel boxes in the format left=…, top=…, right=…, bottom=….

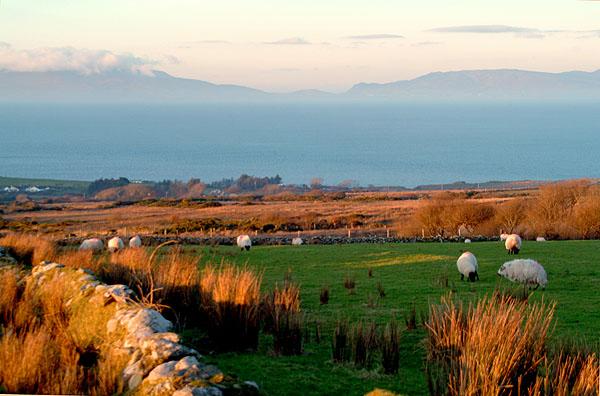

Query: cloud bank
left=344, top=34, right=404, bottom=40
left=0, top=43, right=156, bottom=75
left=429, top=25, right=546, bottom=38
left=264, top=37, right=312, bottom=45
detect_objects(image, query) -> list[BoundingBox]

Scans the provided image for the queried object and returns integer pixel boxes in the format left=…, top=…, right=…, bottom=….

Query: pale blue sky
left=1, top=0, right=600, bottom=91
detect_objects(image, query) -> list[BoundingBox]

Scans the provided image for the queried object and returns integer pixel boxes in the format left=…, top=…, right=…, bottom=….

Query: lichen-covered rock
left=173, top=386, right=223, bottom=396
left=95, top=284, right=134, bottom=305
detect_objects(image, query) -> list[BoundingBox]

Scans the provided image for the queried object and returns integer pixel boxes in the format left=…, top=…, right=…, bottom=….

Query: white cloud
left=0, top=43, right=156, bottom=75
left=428, top=25, right=548, bottom=39
left=264, top=37, right=312, bottom=45
left=344, top=34, right=404, bottom=40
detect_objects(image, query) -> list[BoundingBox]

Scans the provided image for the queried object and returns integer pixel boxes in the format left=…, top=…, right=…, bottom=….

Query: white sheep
left=505, top=234, right=522, bottom=255
left=536, top=236, right=546, bottom=242
left=129, top=235, right=142, bottom=248
left=237, top=235, right=252, bottom=251
left=456, top=251, right=479, bottom=282
left=464, top=238, right=472, bottom=244
left=497, top=259, right=547, bottom=289
left=500, top=233, right=509, bottom=241
left=79, top=238, right=103, bottom=252
left=108, top=236, right=125, bottom=253
left=292, top=237, right=303, bottom=246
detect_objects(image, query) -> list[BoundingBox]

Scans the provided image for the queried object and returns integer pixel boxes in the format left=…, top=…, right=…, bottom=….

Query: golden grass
left=0, top=232, right=57, bottom=265
left=423, top=293, right=598, bottom=395
left=200, top=263, right=262, bottom=351
left=200, top=264, right=262, bottom=307
left=0, top=269, right=126, bottom=394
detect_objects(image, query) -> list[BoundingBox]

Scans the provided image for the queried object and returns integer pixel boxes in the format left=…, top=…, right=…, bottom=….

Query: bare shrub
left=571, top=190, right=600, bottom=239
left=526, top=180, right=588, bottom=238
left=494, top=198, right=528, bottom=235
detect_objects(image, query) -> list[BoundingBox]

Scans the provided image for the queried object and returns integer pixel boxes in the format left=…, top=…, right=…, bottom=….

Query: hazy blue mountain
left=0, top=70, right=269, bottom=102
left=347, top=69, right=600, bottom=100
left=2, top=68, right=600, bottom=102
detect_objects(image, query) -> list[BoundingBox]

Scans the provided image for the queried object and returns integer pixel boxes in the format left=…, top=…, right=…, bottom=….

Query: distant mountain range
left=2, top=68, right=600, bottom=102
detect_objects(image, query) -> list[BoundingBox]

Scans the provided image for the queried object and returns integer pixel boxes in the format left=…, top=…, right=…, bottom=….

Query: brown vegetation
left=425, top=293, right=599, bottom=395
left=0, top=268, right=126, bottom=395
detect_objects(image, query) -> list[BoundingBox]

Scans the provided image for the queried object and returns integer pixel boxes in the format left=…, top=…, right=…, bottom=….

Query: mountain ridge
left=3, top=67, right=600, bottom=102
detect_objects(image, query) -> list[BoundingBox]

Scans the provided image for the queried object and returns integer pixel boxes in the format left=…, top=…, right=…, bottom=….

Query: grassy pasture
left=195, top=241, right=600, bottom=396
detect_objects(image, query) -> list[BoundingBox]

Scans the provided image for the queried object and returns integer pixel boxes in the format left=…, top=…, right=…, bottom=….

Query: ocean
left=1, top=102, right=599, bottom=187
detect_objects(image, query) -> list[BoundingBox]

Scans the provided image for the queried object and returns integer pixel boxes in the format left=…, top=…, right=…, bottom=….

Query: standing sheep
left=237, top=235, right=252, bottom=251
left=456, top=251, right=479, bottom=282
left=497, top=259, right=547, bottom=289
left=536, top=236, right=546, bottom=242
left=505, top=234, right=522, bottom=255
left=292, top=237, right=303, bottom=246
left=79, top=238, right=103, bottom=252
left=500, top=233, right=509, bottom=241
left=108, top=236, right=125, bottom=253
left=129, top=235, right=142, bottom=248
left=464, top=238, right=472, bottom=244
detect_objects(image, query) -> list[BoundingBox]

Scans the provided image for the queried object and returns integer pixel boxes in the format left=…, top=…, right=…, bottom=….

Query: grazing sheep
left=79, top=238, right=103, bottom=252
left=456, top=251, right=479, bottom=282
left=500, top=233, right=509, bottom=241
left=237, top=235, right=252, bottom=251
left=497, top=259, right=547, bottom=289
left=464, top=238, right=472, bottom=244
left=505, top=234, right=522, bottom=255
left=292, top=237, right=303, bottom=246
left=108, top=237, right=125, bottom=253
left=129, top=235, right=142, bottom=248
left=536, top=236, right=546, bottom=242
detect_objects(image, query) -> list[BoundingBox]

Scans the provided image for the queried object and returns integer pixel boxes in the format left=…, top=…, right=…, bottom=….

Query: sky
left=1, top=0, right=600, bottom=92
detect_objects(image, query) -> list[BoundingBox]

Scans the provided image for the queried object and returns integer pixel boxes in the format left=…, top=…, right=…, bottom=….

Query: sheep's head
left=497, top=264, right=507, bottom=277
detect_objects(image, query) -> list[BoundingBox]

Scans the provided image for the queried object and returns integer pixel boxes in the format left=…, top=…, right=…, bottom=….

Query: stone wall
left=11, top=258, right=258, bottom=396
left=60, top=234, right=498, bottom=247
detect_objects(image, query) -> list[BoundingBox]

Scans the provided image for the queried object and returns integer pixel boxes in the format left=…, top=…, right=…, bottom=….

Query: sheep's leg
left=461, top=274, right=464, bottom=281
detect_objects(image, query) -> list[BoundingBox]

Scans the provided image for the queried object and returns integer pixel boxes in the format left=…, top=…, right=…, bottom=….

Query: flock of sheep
left=80, top=232, right=547, bottom=289
left=79, top=235, right=142, bottom=253
left=457, top=233, right=548, bottom=289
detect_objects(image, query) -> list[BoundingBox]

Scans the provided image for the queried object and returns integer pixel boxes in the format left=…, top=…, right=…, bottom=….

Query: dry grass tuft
left=425, top=294, right=555, bottom=395
left=381, top=320, right=401, bottom=374
left=0, top=232, right=57, bottom=265
left=200, top=264, right=262, bottom=351
left=0, top=269, right=126, bottom=394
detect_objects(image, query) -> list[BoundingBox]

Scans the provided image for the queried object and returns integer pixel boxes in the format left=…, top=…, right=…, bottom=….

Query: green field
left=0, top=176, right=90, bottom=189
left=191, top=241, right=600, bottom=396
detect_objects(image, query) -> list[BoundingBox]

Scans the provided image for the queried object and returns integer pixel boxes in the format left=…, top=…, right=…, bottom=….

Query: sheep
left=497, top=259, right=547, bottom=289
left=456, top=251, right=479, bottom=282
left=108, top=236, right=125, bottom=253
left=505, top=234, right=522, bottom=255
left=500, top=233, right=509, bottom=241
left=129, top=235, right=142, bottom=248
left=464, top=238, right=472, bottom=244
left=536, top=236, right=546, bottom=242
left=292, top=237, right=303, bottom=246
left=79, top=238, right=103, bottom=252
left=237, top=235, right=252, bottom=251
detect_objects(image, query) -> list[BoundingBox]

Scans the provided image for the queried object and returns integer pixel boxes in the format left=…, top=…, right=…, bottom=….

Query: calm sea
left=1, top=102, right=599, bottom=187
